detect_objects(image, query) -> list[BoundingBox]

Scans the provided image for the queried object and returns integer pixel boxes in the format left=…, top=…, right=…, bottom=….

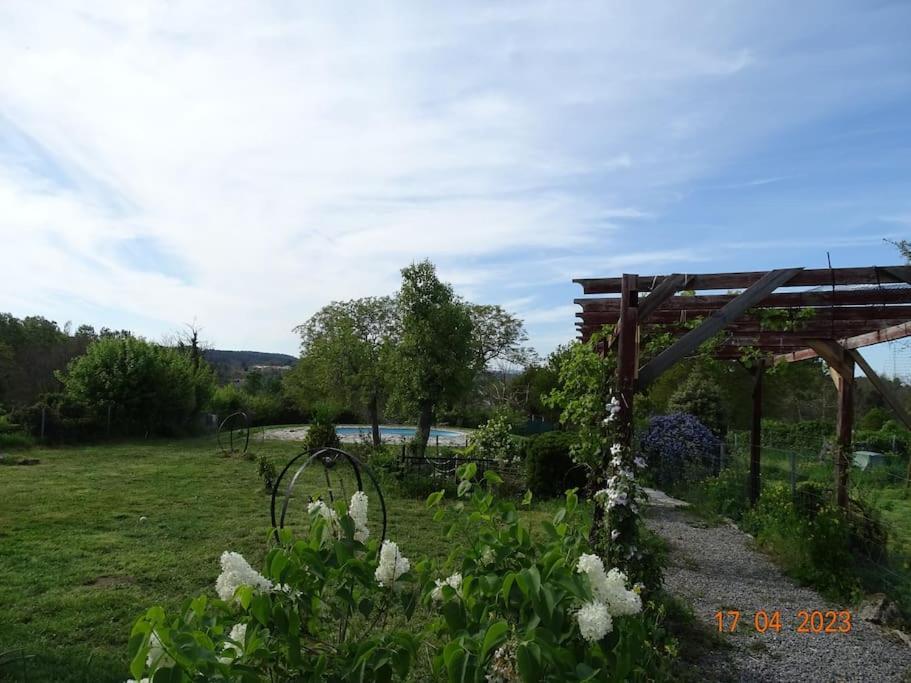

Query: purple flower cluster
left=641, top=413, right=720, bottom=468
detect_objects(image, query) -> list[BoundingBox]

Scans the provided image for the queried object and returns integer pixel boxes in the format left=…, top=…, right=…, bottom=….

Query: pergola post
left=615, top=274, right=639, bottom=460
left=807, top=340, right=856, bottom=509
left=833, top=357, right=855, bottom=508
left=749, top=361, right=764, bottom=505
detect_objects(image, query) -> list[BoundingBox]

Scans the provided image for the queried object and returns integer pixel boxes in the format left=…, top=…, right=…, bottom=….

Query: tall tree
left=290, top=296, right=398, bottom=446
left=395, top=261, right=474, bottom=455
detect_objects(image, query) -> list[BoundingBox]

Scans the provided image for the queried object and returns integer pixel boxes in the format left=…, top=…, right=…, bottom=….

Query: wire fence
left=703, top=435, right=911, bottom=595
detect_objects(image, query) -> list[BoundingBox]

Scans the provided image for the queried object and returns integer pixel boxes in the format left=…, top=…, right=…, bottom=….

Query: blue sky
left=0, top=1, right=909, bottom=375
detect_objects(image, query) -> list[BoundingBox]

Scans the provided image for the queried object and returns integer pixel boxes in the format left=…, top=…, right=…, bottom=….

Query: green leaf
left=480, top=620, right=509, bottom=663
left=483, top=470, right=503, bottom=485
left=250, top=594, right=271, bottom=626
left=521, top=490, right=533, bottom=506
left=457, top=479, right=472, bottom=497
left=270, top=552, right=289, bottom=579
left=426, top=490, right=445, bottom=508
left=461, top=462, right=477, bottom=481
left=516, top=642, right=541, bottom=681
left=128, top=632, right=149, bottom=680
left=552, top=508, right=566, bottom=525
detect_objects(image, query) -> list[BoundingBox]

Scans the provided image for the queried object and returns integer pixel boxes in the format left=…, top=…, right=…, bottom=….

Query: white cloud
left=0, top=1, right=908, bottom=353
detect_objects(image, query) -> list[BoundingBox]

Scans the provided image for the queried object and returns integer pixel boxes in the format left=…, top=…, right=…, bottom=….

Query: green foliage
left=394, top=261, right=475, bottom=453
left=302, top=415, right=341, bottom=451
left=730, top=419, right=833, bottom=456
left=288, top=296, right=398, bottom=445
left=256, top=454, right=277, bottom=492
left=58, top=336, right=216, bottom=436
left=0, top=413, right=32, bottom=449
left=687, top=464, right=751, bottom=522
left=124, top=458, right=672, bottom=682
left=525, top=431, right=587, bottom=498
left=544, top=340, right=610, bottom=468
left=859, top=407, right=890, bottom=432
left=468, top=411, right=522, bottom=462
left=741, top=483, right=891, bottom=601
left=667, top=370, right=726, bottom=437
left=855, top=428, right=910, bottom=456
left=742, top=484, right=860, bottom=599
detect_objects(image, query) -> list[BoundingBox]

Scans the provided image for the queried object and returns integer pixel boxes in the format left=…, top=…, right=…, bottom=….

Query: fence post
left=789, top=451, right=797, bottom=500
left=40, top=405, right=46, bottom=441
left=106, top=404, right=112, bottom=437
left=718, top=441, right=726, bottom=474
left=436, top=435, right=440, bottom=457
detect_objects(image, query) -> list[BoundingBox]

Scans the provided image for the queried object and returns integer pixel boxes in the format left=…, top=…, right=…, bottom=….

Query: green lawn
left=0, top=438, right=552, bottom=682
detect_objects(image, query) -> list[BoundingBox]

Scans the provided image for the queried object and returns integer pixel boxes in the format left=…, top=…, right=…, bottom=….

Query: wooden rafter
left=637, top=268, right=803, bottom=388
left=774, top=322, right=911, bottom=364
left=575, top=265, right=911, bottom=295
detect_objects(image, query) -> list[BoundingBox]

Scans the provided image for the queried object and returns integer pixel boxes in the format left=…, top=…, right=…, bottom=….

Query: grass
left=0, top=437, right=552, bottom=682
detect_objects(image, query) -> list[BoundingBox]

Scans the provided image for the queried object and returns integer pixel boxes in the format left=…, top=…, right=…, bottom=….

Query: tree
left=395, top=261, right=474, bottom=455
left=466, top=304, right=532, bottom=371
left=289, top=296, right=398, bottom=446
left=58, top=336, right=215, bottom=435
left=667, top=369, right=727, bottom=436
left=887, top=238, right=911, bottom=263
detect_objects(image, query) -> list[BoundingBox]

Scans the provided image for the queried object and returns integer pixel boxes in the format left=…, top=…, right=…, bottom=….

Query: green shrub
left=303, top=418, right=341, bottom=451
left=692, top=465, right=750, bottom=521
left=525, top=431, right=588, bottom=498
left=859, top=407, right=889, bottom=432
left=667, top=370, right=727, bottom=437
left=743, top=484, right=859, bottom=599
left=466, top=411, right=522, bottom=462
left=257, top=454, right=277, bottom=492
left=759, top=420, right=832, bottom=455
left=855, top=428, right=910, bottom=456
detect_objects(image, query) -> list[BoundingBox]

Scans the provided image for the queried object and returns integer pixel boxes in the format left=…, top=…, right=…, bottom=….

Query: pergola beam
left=773, top=322, right=911, bottom=364
left=578, top=306, right=911, bottom=325
left=635, top=268, right=803, bottom=388
left=575, top=265, right=911, bottom=295
left=576, top=286, right=911, bottom=312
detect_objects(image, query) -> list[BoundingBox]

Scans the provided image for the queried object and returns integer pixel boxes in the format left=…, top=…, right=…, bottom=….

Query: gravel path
left=643, top=489, right=911, bottom=682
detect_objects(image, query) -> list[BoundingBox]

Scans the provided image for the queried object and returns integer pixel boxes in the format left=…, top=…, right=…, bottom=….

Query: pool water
left=335, top=426, right=461, bottom=439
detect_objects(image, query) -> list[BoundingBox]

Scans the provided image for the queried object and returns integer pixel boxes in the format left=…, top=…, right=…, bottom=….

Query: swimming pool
left=336, top=425, right=463, bottom=440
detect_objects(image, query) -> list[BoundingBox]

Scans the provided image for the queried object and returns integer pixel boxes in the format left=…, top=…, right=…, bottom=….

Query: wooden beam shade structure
left=573, top=263, right=911, bottom=510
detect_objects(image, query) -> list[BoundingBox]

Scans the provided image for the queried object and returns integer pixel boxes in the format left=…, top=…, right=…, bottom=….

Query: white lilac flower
left=146, top=632, right=174, bottom=670
left=125, top=679, right=150, bottom=683
left=633, top=456, right=647, bottom=469
left=307, top=500, right=339, bottom=524
left=576, top=553, right=611, bottom=601
left=601, top=567, right=643, bottom=616
left=430, top=573, right=463, bottom=602
left=611, top=529, right=620, bottom=541
left=593, top=488, right=609, bottom=504
left=215, top=551, right=273, bottom=601
left=349, top=491, right=370, bottom=543
left=375, top=540, right=410, bottom=588
left=577, top=600, right=613, bottom=642
left=223, top=623, right=247, bottom=658
left=610, top=455, right=623, bottom=468
left=610, top=443, right=622, bottom=456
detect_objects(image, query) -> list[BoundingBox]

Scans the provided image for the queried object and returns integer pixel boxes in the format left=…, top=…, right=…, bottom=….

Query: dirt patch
left=85, top=575, right=137, bottom=588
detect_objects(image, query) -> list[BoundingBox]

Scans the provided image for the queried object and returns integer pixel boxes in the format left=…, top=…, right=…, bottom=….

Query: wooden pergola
left=573, top=265, right=911, bottom=507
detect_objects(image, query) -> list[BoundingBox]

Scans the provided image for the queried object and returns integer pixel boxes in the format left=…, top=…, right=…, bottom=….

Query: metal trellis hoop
left=217, top=411, right=251, bottom=455
left=269, top=447, right=388, bottom=545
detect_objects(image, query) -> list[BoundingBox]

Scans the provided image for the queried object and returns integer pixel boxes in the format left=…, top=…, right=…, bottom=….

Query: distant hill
left=203, top=349, right=297, bottom=383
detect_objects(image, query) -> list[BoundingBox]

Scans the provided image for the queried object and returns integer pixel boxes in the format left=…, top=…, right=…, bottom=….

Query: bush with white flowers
left=127, top=466, right=671, bottom=682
